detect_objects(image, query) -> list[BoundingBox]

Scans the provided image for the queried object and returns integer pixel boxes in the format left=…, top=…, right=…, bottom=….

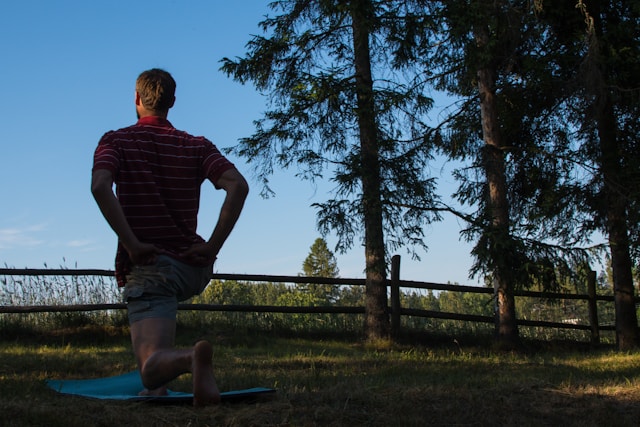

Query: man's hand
left=181, top=242, right=217, bottom=267
left=125, top=240, right=160, bottom=266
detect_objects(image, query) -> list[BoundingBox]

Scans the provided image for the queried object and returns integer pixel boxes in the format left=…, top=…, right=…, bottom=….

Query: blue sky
left=0, top=1, right=477, bottom=285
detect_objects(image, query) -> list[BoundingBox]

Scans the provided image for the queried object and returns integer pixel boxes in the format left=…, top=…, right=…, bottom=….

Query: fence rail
left=0, top=257, right=623, bottom=344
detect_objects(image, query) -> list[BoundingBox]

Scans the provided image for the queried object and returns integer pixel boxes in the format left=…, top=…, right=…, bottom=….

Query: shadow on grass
left=1, top=323, right=639, bottom=426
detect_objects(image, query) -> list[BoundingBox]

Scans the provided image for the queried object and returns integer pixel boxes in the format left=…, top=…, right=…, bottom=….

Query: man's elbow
left=90, top=180, right=102, bottom=198
left=234, top=175, right=250, bottom=201
left=91, top=170, right=113, bottom=200
left=218, top=169, right=249, bottom=201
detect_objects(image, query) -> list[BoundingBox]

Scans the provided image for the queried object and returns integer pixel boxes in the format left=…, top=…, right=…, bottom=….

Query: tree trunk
left=587, top=2, right=638, bottom=350
left=476, top=27, right=519, bottom=347
left=597, top=97, right=638, bottom=350
left=351, top=0, right=389, bottom=341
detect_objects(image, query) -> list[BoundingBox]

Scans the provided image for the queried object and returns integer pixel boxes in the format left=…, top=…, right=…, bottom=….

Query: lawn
left=1, top=324, right=640, bottom=426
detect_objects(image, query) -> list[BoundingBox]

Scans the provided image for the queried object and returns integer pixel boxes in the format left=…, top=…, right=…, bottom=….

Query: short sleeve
left=93, top=131, right=121, bottom=176
left=202, top=141, right=236, bottom=188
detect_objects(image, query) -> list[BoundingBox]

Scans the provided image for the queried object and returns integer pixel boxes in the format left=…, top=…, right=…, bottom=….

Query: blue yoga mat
left=46, top=371, right=275, bottom=403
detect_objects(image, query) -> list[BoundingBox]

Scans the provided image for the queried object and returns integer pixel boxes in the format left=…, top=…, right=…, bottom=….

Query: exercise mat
left=46, top=371, right=275, bottom=403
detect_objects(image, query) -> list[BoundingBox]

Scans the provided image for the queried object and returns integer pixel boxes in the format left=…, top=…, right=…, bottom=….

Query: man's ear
left=169, top=96, right=176, bottom=109
left=135, top=91, right=142, bottom=106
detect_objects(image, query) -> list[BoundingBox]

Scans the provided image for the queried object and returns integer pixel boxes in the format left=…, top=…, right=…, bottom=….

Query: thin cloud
left=0, top=225, right=46, bottom=249
left=66, top=239, right=92, bottom=248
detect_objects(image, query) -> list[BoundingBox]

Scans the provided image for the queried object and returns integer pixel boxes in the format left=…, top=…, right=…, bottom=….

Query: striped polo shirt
left=93, top=116, right=236, bottom=286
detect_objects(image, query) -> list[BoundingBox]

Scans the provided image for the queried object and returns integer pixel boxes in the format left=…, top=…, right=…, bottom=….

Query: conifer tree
left=221, top=0, right=439, bottom=341
left=300, top=237, right=340, bottom=304
left=302, top=238, right=339, bottom=278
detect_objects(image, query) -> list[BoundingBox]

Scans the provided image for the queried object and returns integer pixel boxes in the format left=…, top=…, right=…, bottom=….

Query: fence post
left=587, top=270, right=600, bottom=346
left=390, top=255, right=401, bottom=339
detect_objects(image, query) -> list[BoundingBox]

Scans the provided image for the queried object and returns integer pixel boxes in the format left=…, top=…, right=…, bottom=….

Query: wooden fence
left=0, top=256, right=620, bottom=344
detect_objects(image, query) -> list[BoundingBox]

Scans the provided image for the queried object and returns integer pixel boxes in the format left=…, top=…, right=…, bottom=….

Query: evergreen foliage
left=300, top=237, right=341, bottom=304
left=217, top=0, right=640, bottom=346
left=302, top=238, right=339, bottom=278
left=221, top=0, right=441, bottom=340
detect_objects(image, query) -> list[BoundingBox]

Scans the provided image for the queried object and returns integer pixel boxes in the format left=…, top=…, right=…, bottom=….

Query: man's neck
left=137, top=106, right=169, bottom=120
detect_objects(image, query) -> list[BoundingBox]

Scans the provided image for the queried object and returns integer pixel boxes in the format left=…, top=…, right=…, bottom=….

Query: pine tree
left=302, top=238, right=339, bottom=278
left=412, top=1, right=602, bottom=346
left=221, top=0, right=439, bottom=341
left=300, top=237, right=340, bottom=304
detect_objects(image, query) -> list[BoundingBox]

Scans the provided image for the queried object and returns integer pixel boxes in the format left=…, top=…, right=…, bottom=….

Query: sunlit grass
left=1, top=323, right=640, bottom=426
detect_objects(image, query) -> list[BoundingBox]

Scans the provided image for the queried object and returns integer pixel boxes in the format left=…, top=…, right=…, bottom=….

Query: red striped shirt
left=93, top=116, right=235, bottom=286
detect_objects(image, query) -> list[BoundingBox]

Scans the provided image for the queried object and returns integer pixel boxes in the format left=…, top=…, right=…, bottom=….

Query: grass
left=1, top=323, right=640, bottom=426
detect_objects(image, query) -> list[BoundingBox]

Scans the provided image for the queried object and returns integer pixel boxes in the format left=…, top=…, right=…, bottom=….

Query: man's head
left=135, top=68, right=176, bottom=117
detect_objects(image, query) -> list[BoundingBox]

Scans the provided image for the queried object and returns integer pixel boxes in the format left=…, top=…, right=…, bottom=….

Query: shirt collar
left=136, top=116, right=174, bottom=128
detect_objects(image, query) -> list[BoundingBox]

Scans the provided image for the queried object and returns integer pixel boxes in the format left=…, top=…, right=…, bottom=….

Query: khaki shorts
left=123, top=255, right=212, bottom=324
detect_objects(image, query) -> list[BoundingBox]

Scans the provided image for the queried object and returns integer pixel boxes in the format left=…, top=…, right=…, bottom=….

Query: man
left=91, top=68, right=248, bottom=406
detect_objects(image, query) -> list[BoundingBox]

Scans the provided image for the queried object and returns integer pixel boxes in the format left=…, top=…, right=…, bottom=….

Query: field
left=1, top=323, right=640, bottom=427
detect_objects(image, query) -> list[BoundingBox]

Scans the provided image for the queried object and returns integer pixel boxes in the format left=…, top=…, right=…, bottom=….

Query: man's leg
left=130, top=317, right=220, bottom=405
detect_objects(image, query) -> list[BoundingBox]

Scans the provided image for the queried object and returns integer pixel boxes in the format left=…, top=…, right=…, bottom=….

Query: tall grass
left=0, top=263, right=125, bottom=331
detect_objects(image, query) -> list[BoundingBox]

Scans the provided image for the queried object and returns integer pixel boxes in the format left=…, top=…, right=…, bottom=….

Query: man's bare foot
left=138, top=386, right=168, bottom=397
left=192, top=340, right=221, bottom=407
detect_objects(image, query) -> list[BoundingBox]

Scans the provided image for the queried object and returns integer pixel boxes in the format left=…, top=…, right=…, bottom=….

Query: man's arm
left=181, top=168, right=249, bottom=265
left=91, top=169, right=158, bottom=265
